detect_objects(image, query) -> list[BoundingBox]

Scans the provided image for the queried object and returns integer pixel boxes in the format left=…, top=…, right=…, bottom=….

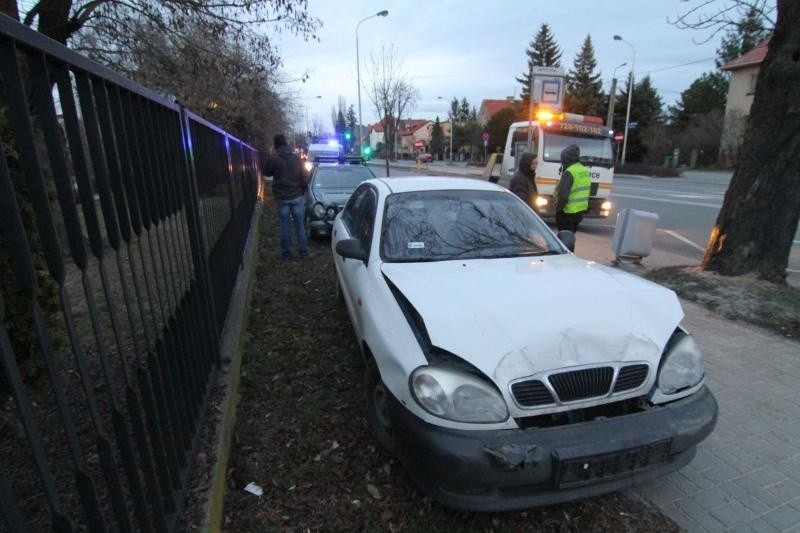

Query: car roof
left=368, top=176, right=504, bottom=194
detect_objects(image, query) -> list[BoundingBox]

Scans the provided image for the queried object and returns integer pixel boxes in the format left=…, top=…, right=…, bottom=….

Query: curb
left=199, top=200, right=263, bottom=532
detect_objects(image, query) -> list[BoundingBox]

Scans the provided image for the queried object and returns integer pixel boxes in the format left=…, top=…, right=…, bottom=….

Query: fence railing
left=0, top=13, right=260, bottom=532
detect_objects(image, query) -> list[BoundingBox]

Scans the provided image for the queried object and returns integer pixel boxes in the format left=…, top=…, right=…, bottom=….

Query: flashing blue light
left=327, top=139, right=339, bottom=146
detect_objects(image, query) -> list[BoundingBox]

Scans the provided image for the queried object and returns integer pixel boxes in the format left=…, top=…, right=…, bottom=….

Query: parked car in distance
left=331, top=176, right=718, bottom=511
left=416, top=152, right=434, bottom=163
left=304, top=157, right=376, bottom=239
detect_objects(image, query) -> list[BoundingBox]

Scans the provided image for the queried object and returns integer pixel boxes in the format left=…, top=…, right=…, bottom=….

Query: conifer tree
left=565, top=34, right=604, bottom=115
left=517, top=23, right=562, bottom=99
left=716, top=6, right=770, bottom=67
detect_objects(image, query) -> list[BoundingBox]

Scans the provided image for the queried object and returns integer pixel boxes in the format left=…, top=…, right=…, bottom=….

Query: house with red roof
left=367, top=118, right=435, bottom=158
left=719, top=37, right=770, bottom=165
left=477, top=97, right=519, bottom=126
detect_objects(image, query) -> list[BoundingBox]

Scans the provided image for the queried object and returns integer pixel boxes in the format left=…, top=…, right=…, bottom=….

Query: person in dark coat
left=263, top=134, right=309, bottom=259
left=509, top=152, right=538, bottom=207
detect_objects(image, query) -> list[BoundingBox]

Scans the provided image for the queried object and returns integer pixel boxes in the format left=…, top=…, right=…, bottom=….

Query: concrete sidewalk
left=575, top=231, right=800, bottom=532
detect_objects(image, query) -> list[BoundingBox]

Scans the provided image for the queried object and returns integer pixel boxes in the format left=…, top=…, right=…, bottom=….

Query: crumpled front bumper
left=389, top=386, right=717, bottom=512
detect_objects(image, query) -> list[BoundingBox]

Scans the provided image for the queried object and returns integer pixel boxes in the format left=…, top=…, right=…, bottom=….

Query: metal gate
left=0, top=13, right=260, bottom=532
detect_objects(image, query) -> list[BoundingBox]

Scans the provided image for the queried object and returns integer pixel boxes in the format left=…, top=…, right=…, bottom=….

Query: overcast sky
left=274, top=0, right=750, bottom=131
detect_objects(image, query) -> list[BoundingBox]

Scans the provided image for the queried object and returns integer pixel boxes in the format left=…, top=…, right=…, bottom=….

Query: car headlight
left=410, top=366, right=508, bottom=423
left=312, top=202, right=326, bottom=218
left=534, top=196, right=548, bottom=207
left=601, top=200, right=612, bottom=210
left=304, top=161, right=313, bottom=172
left=658, top=332, right=705, bottom=394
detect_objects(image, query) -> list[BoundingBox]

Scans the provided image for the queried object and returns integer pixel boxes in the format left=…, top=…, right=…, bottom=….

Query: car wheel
left=365, top=356, right=396, bottom=453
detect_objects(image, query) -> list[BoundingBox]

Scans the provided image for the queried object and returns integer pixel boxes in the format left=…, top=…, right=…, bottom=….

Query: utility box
left=612, top=209, right=659, bottom=262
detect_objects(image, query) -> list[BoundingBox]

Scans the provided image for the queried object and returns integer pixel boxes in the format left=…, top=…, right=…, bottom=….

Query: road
left=598, top=171, right=800, bottom=277
left=370, top=163, right=800, bottom=281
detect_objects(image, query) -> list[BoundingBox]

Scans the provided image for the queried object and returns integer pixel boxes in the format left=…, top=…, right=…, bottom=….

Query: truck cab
left=500, top=114, right=615, bottom=219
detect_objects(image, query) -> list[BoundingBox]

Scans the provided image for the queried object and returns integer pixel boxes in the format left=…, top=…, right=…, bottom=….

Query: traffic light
left=345, top=130, right=352, bottom=141
left=363, top=146, right=372, bottom=158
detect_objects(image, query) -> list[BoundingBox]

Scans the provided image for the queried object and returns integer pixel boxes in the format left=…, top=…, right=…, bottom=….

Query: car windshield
left=381, top=190, right=563, bottom=262
left=313, top=167, right=374, bottom=189
left=543, top=131, right=614, bottom=168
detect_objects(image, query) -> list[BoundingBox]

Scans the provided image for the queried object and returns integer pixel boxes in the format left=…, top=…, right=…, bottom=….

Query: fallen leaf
left=366, top=483, right=381, bottom=500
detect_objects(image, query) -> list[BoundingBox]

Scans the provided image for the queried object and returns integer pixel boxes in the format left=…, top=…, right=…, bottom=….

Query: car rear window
left=380, top=190, right=563, bottom=262
left=313, top=167, right=374, bottom=189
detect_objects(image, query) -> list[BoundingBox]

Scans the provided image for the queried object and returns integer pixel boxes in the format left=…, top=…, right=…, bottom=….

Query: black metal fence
left=0, top=13, right=260, bottom=532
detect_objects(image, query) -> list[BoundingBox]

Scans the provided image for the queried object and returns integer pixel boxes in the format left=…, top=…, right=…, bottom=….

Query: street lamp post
left=437, top=96, right=454, bottom=164
left=606, top=62, right=627, bottom=130
left=304, top=95, right=321, bottom=139
left=356, top=10, right=389, bottom=157
left=614, top=35, right=635, bottom=166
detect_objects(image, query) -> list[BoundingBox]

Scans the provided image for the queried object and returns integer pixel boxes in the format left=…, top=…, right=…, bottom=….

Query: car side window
left=342, top=185, right=377, bottom=245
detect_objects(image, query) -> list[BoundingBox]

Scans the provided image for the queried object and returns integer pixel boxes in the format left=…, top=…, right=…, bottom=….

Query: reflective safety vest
left=556, top=162, right=591, bottom=214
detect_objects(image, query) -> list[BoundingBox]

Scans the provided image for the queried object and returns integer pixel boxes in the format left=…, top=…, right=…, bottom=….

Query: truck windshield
left=543, top=131, right=614, bottom=168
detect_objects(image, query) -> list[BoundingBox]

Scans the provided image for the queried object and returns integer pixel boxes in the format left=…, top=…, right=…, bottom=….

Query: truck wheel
left=365, top=356, right=396, bottom=453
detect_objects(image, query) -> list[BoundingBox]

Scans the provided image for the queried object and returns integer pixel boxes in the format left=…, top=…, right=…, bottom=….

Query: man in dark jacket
left=554, top=144, right=591, bottom=232
left=509, top=152, right=538, bottom=207
left=263, top=134, right=309, bottom=259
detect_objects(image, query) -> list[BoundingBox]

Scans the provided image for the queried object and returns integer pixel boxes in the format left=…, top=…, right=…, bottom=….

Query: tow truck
left=499, top=111, right=615, bottom=219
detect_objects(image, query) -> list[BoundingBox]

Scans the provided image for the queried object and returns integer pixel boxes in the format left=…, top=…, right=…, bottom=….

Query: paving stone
left=641, top=478, right=684, bottom=505
left=693, top=487, right=733, bottom=510
left=743, top=517, right=781, bottom=532
left=762, top=505, right=800, bottom=531
left=749, top=466, right=788, bottom=488
left=668, top=471, right=703, bottom=496
left=660, top=502, right=701, bottom=532
left=720, top=480, right=772, bottom=516
left=674, top=497, right=728, bottom=532
left=692, top=448, right=728, bottom=473
left=681, top=467, right=718, bottom=491
left=703, top=462, right=742, bottom=484
left=708, top=501, right=757, bottom=528
left=764, top=479, right=800, bottom=504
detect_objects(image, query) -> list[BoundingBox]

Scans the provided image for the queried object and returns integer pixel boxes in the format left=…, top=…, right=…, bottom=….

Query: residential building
left=719, top=37, right=770, bottom=166
left=477, top=97, right=519, bottom=126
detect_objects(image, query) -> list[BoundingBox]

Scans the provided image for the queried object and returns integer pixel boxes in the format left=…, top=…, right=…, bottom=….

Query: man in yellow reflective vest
left=553, top=144, right=590, bottom=232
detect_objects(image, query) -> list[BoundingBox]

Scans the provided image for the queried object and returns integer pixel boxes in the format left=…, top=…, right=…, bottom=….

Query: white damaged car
left=331, top=177, right=717, bottom=511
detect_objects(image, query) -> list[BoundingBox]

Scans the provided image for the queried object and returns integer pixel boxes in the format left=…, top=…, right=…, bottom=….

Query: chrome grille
left=614, top=364, right=649, bottom=392
left=548, top=367, right=614, bottom=402
left=511, top=380, right=554, bottom=407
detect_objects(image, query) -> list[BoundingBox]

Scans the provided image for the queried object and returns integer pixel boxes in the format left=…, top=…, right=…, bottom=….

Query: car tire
left=365, top=356, right=396, bottom=454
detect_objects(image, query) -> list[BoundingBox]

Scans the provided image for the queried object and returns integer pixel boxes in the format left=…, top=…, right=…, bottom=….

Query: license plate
left=555, top=439, right=672, bottom=488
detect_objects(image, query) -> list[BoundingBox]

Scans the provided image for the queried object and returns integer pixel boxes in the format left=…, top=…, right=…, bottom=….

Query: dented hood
left=381, top=255, right=682, bottom=384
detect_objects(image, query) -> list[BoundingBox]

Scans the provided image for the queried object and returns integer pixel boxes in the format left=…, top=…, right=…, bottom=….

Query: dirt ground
left=646, top=266, right=800, bottom=340
left=220, top=199, right=680, bottom=532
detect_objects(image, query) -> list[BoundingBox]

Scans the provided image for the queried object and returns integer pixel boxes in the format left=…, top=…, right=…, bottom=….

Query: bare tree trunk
left=0, top=0, right=19, bottom=20
left=702, top=0, right=800, bottom=282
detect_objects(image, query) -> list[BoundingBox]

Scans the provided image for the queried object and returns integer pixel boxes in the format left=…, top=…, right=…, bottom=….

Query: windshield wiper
left=481, top=249, right=561, bottom=259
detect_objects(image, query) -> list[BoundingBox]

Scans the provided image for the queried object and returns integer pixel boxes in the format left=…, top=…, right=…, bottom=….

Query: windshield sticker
left=407, top=242, right=425, bottom=249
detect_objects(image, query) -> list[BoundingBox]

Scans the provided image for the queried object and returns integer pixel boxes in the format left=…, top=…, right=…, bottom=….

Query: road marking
left=611, top=193, right=721, bottom=209
left=613, top=185, right=724, bottom=197
left=659, top=230, right=707, bottom=253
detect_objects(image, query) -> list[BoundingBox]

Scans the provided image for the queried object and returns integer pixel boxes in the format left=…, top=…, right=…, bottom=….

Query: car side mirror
left=335, top=238, right=368, bottom=262
left=557, top=230, right=575, bottom=253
